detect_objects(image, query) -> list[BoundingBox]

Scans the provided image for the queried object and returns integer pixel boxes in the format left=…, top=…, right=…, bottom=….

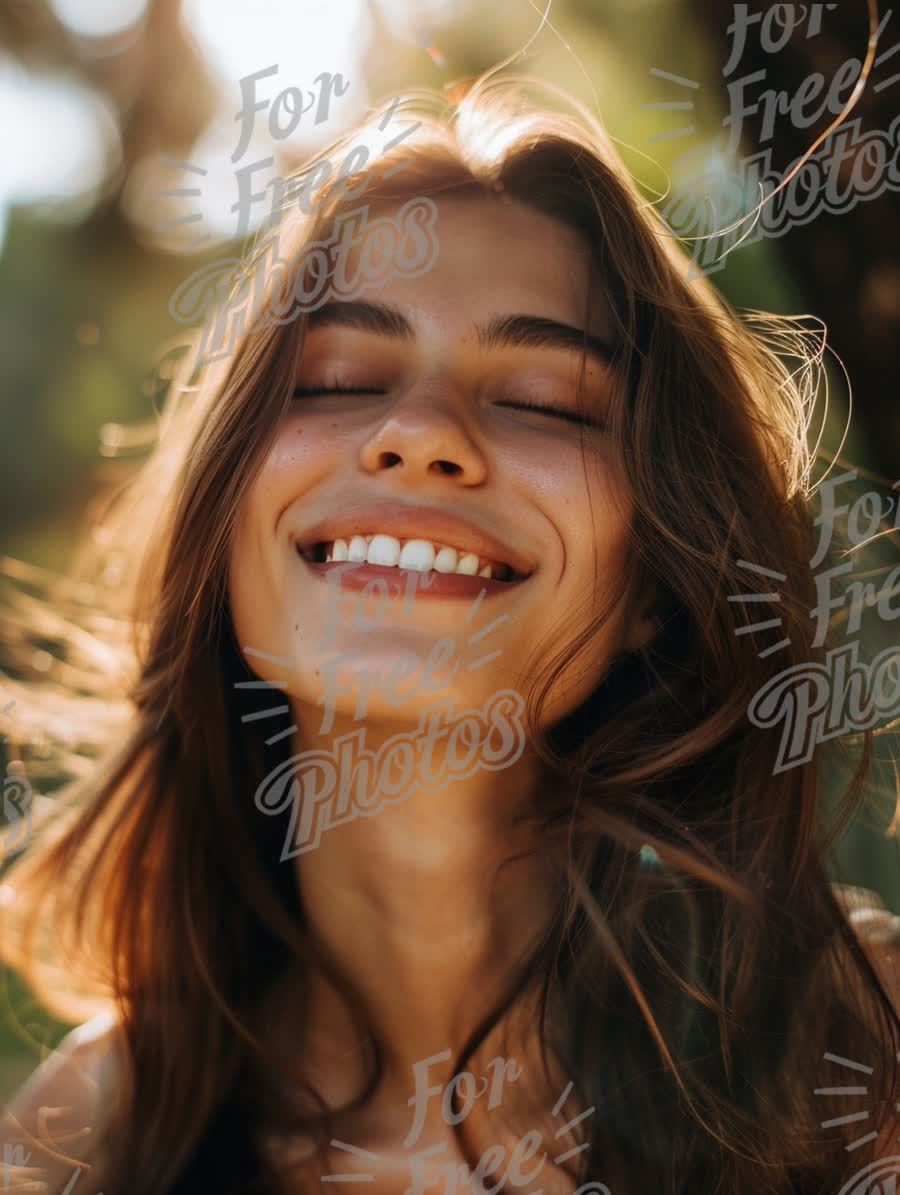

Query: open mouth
left=297, top=535, right=527, bottom=583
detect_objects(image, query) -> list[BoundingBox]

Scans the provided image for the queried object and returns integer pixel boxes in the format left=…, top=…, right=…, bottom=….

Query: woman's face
left=228, top=192, right=655, bottom=741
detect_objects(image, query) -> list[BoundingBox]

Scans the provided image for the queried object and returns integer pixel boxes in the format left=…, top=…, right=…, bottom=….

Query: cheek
left=559, top=450, right=633, bottom=579
left=232, top=416, right=338, bottom=556
left=255, top=417, right=329, bottom=496
left=534, top=460, right=635, bottom=725
left=227, top=497, right=271, bottom=676
left=226, top=433, right=309, bottom=653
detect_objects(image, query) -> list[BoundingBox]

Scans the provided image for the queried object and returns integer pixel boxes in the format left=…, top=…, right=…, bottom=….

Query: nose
left=358, top=375, right=488, bottom=485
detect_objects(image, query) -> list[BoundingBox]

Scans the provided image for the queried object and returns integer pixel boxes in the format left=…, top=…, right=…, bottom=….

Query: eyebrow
left=306, top=299, right=614, bottom=366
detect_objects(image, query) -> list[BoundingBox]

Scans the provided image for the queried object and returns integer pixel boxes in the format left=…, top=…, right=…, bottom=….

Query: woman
left=2, top=76, right=899, bottom=1194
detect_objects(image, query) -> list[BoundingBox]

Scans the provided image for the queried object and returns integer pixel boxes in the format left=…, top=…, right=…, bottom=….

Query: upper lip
left=294, top=502, right=536, bottom=578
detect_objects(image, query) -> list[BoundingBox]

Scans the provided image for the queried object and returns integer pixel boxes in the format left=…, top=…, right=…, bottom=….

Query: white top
left=1, top=1010, right=121, bottom=1195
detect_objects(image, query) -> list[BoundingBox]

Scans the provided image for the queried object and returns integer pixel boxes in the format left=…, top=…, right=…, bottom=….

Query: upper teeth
left=321, top=535, right=510, bottom=579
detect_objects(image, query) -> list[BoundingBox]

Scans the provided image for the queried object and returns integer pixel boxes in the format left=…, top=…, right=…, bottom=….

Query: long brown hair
left=2, top=75, right=898, bottom=1194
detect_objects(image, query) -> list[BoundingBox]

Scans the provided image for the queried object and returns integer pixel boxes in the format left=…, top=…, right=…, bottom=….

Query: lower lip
left=298, top=556, right=526, bottom=598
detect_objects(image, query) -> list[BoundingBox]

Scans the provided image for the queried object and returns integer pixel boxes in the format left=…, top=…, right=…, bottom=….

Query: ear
left=621, top=581, right=662, bottom=654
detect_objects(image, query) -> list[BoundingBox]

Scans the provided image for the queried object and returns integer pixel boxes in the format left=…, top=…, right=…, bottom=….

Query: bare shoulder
left=1, top=1010, right=126, bottom=1195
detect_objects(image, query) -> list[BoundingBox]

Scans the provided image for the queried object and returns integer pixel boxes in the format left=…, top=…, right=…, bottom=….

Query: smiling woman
left=1, top=77, right=899, bottom=1195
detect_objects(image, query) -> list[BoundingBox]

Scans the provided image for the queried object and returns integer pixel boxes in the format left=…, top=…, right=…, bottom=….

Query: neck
left=280, top=702, right=558, bottom=1096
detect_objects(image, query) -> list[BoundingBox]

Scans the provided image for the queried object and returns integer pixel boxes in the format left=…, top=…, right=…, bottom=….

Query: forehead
left=332, top=191, right=610, bottom=346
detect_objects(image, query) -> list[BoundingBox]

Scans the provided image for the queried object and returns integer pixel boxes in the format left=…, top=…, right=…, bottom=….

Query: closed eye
left=496, top=400, right=605, bottom=429
left=293, top=386, right=387, bottom=397
left=292, top=387, right=604, bottom=430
